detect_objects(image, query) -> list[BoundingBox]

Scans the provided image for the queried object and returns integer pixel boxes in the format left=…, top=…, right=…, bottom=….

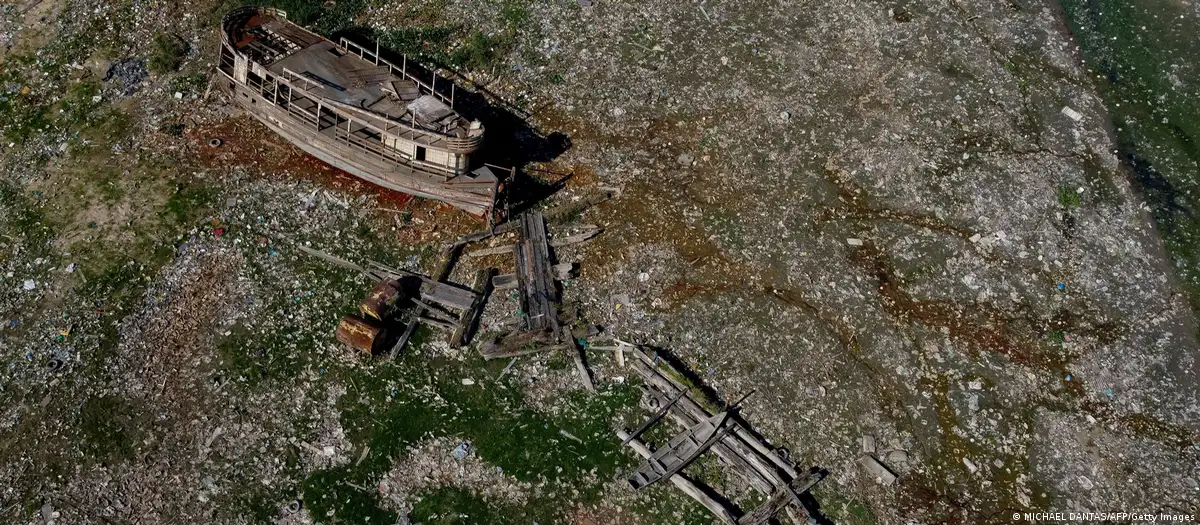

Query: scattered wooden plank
left=387, top=318, right=419, bottom=360
left=418, top=316, right=456, bottom=330
left=467, top=245, right=516, bottom=258
left=465, top=229, right=601, bottom=258
left=563, top=327, right=595, bottom=393
left=479, top=344, right=566, bottom=360
left=617, top=430, right=737, bottom=525
left=548, top=228, right=603, bottom=248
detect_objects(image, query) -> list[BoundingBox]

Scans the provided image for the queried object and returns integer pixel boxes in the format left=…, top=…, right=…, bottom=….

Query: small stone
left=323, top=446, right=335, bottom=457
left=963, top=457, right=979, bottom=473
left=461, top=378, right=475, bottom=385
left=861, top=435, right=876, bottom=453
left=846, top=238, right=863, bottom=246
left=637, top=272, right=650, bottom=282
left=1078, top=476, right=1094, bottom=490
left=22, top=280, right=35, bottom=291
left=969, top=233, right=982, bottom=243
left=886, top=450, right=908, bottom=464
left=968, top=380, right=983, bottom=390
left=174, top=91, right=183, bottom=99
left=676, top=153, right=694, bottom=166
left=779, top=110, right=791, bottom=122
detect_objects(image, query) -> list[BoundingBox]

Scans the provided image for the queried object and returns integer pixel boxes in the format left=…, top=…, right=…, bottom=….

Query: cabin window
left=415, top=146, right=427, bottom=162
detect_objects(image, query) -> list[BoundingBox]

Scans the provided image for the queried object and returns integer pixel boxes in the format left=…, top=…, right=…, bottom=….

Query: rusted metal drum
left=336, top=315, right=386, bottom=354
left=359, top=279, right=405, bottom=320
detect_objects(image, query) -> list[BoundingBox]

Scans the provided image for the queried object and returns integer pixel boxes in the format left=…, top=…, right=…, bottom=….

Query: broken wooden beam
left=466, top=229, right=602, bottom=258
left=563, top=327, right=595, bottom=393
left=622, top=388, right=687, bottom=446
left=492, top=273, right=518, bottom=290
left=451, top=268, right=493, bottom=348
left=737, top=471, right=825, bottom=525
left=617, top=429, right=736, bottom=525
left=479, top=344, right=566, bottom=360
left=466, top=245, right=515, bottom=258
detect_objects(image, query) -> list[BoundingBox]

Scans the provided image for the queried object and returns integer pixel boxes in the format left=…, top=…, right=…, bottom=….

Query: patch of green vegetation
left=169, top=73, right=209, bottom=96
left=163, top=182, right=218, bottom=225
left=79, top=395, right=140, bottom=463
left=1056, top=185, right=1081, bottom=208
left=500, top=1, right=531, bottom=27
left=627, top=483, right=713, bottom=525
left=451, top=32, right=506, bottom=72
left=0, top=70, right=54, bottom=145
left=297, top=354, right=642, bottom=524
left=1060, top=0, right=1200, bottom=312
left=410, top=487, right=519, bottom=524
left=148, top=33, right=188, bottom=74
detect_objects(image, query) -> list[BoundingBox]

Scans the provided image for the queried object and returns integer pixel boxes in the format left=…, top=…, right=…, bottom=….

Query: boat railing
left=277, top=67, right=483, bottom=154
left=337, top=37, right=456, bottom=108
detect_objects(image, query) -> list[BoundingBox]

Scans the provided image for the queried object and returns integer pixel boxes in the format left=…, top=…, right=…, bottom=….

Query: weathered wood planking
left=617, top=430, right=737, bottom=524
left=627, top=356, right=781, bottom=494
left=516, top=210, right=559, bottom=334
left=738, top=472, right=824, bottom=525
left=451, top=268, right=493, bottom=348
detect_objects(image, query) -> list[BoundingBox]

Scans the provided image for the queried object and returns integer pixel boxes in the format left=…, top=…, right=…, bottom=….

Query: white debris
left=461, top=378, right=476, bottom=386
left=846, top=238, right=863, bottom=246
left=1061, top=106, right=1083, bottom=121
left=858, top=455, right=897, bottom=485
left=963, top=457, right=979, bottom=473
left=22, top=280, right=35, bottom=291
left=969, top=233, right=982, bottom=243
left=861, top=435, right=876, bottom=454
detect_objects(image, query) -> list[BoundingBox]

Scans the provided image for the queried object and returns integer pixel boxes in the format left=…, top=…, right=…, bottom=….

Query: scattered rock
left=103, top=59, right=148, bottom=96
left=858, top=455, right=897, bottom=485
left=1061, top=106, right=1084, bottom=121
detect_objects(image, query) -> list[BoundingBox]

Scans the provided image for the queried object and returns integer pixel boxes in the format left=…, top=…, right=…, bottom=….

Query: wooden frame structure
left=617, top=344, right=826, bottom=524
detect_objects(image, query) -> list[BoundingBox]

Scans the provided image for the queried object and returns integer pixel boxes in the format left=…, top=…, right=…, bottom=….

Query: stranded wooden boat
left=217, top=6, right=502, bottom=218
left=627, top=410, right=733, bottom=489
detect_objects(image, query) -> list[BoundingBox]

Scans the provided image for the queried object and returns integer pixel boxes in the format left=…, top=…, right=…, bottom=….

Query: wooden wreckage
left=218, top=7, right=506, bottom=219
left=612, top=344, right=827, bottom=524
left=297, top=196, right=827, bottom=523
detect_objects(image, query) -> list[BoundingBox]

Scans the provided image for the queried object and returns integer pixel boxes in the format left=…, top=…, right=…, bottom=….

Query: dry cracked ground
left=1, top=0, right=1198, bottom=524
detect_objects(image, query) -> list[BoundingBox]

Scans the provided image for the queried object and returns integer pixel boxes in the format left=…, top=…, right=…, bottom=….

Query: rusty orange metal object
left=359, top=279, right=405, bottom=320
left=336, top=315, right=386, bottom=354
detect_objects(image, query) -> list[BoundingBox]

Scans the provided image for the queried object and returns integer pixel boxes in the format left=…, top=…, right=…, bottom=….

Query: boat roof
left=225, top=8, right=477, bottom=138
